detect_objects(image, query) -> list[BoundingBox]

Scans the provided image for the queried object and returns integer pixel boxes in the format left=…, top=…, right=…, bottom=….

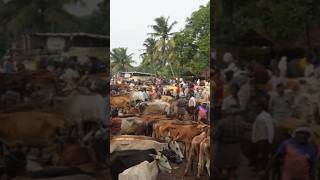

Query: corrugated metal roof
left=120, top=71, right=156, bottom=76
left=31, top=32, right=109, bottom=39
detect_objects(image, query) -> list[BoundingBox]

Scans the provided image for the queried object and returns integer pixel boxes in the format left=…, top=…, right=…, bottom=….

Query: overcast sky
left=111, top=0, right=209, bottom=66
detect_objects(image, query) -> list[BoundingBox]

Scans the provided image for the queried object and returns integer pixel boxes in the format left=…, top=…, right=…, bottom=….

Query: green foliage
left=110, top=47, right=134, bottom=75
left=137, top=3, right=210, bottom=78
left=219, top=0, right=320, bottom=46
left=0, top=0, right=83, bottom=34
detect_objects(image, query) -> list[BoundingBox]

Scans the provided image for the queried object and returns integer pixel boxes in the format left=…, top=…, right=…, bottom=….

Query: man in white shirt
left=252, top=99, right=275, bottom=172
left=270, top=83, right=292, bottom=122
left=304, top=60, right=314, bottom=77
left=188, top=95, right=196, bottom=121
left=278, top=56, right=287, bottom=78
left=222, top=83, right=242, bottom=116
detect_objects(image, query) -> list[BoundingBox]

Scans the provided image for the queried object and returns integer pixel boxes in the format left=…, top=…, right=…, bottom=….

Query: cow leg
left=184, top=143, right=195, bottom=176
left=197, top=144, right=204, bottom=178
left=185, top=143, right=190, bottom=162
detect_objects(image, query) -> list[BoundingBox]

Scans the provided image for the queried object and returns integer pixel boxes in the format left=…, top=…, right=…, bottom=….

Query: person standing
left=266, top=126, right=317, bottom=180
left=222, top=83, right=242, bottom=116
left=305, top=59, right=315, bottom=77
left=198, top=103, right=208, bottom=123
left=278, top=56, right=288, bottom=78
left=270, top=83, right=293, bottom=122
left=188, top=95, right=196, bottom=121
left=251, top=98, right=275, bottom=172
left=177, top=96, right=187, bottom=120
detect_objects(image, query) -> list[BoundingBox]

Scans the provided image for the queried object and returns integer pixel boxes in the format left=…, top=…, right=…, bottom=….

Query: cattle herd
left=0, top=70, right=110, bottom=179
left=110, top=83, right=210, bottom=180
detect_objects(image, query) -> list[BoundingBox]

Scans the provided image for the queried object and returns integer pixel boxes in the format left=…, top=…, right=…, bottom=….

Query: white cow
left=52, top=89, right=106, bottom=140
left=144, top=100, right=171, bottom=115
left=120, top=117, right=145, bottom=135
left=119, top=156, right=172, bottom=180
left=110, top=137, right=184, bottom=160
left=59, top=68, right=80, bottom=91
left=131, top=91, right=146, bottom=102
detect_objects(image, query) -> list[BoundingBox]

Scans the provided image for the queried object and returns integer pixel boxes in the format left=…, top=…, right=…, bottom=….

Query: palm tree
left=0, top=0, right=83, bottom=34
left=140, top=37, right=160, bottom=66
left=149, top=16, right=177, bottom=69
left=110, top=48, right=134, bottom=74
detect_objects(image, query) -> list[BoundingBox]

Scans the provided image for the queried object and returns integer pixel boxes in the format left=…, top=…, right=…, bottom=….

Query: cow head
left=149, top=153, right=172, bottom=173
left=168, top=139, right=184, bottom=159
left=160, top=148, right=182, bottom=165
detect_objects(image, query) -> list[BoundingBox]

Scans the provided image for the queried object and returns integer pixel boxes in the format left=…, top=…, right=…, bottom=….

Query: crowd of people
left=212, top=52, right=319, bottom=180
left=111, top=76, right=210, bottom=123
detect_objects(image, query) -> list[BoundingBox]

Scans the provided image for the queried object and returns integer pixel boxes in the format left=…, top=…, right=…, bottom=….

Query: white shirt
left=222, top=96, right=240, bottom=114
left=252, top=111, right=275, bottom=144
left=188, top=97, right=196, bottom=107
left=278, top=57, right=287, bottom=77
left=305, top=64, right=314, bottom=77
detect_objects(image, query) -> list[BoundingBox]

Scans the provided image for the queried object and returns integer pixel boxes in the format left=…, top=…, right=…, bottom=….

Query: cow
left=110, top=137, right=184, bottom=160
left=184, top=131, right=208, bottom=176
left=52, top=143, right=95, bottom=166
left=51, top=88, right=107, bottom=141
left=111, top=95, right=131, bottom=107
left=0, top=111, right=71, bottom=156
left=161, top=96, right=173, bottom=103
left=110, top=149, right=171, bottom=180
left=153, top=120, right=196, bottom=139
left=118, top=158, right=171, bottom=180
left=197, top=136, right=210, bottom=178
left=143, top=100, right=171, bottom=116
left=131, top=91, right=146, bottom=102
left=168, top=123, right=209, bottom=159
left=120, top=117, right=145, bottom=135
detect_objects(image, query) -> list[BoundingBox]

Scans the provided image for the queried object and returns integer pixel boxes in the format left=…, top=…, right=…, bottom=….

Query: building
left=119, top=71, right=156, bottom=82
left=10, top=32, right=109, bottom=70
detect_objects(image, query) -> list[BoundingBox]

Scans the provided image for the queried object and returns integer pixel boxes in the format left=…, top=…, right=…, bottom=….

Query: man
left=222, top=83, right=242, bottom=116
left=198, top=103, right=208, bottom=123
left=305, top=59, right=314, bottom=77
left=278, top=56, right=288, bottom=78
left=251, top=98, right=275, bottom=172
left=177, top=96, right=187, bottom=120
left=270, top=83, right=293, bottom=122
left=266, top=126, right=317, bottom=180
left=188, top=95, right=196, bottom=121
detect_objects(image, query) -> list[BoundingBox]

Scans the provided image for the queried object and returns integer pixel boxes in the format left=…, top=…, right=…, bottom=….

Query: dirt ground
left=157, top=160, right=209, bottom=180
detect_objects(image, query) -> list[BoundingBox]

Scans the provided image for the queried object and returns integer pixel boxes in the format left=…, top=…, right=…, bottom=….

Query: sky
left=111, top=0, right=209, bottom=66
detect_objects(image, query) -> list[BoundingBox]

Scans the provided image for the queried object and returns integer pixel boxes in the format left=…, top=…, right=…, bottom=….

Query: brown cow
left=197, top=136, right=210, bottom=178
left=0, top=111, right=72, bottom=155
left=184, top=131, right=207, bottom=176
left=168, top=123, right=208, bottom=159
left=52, top=143, right=95, bottom=166
left=110, top=95, right=131, bottom=109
